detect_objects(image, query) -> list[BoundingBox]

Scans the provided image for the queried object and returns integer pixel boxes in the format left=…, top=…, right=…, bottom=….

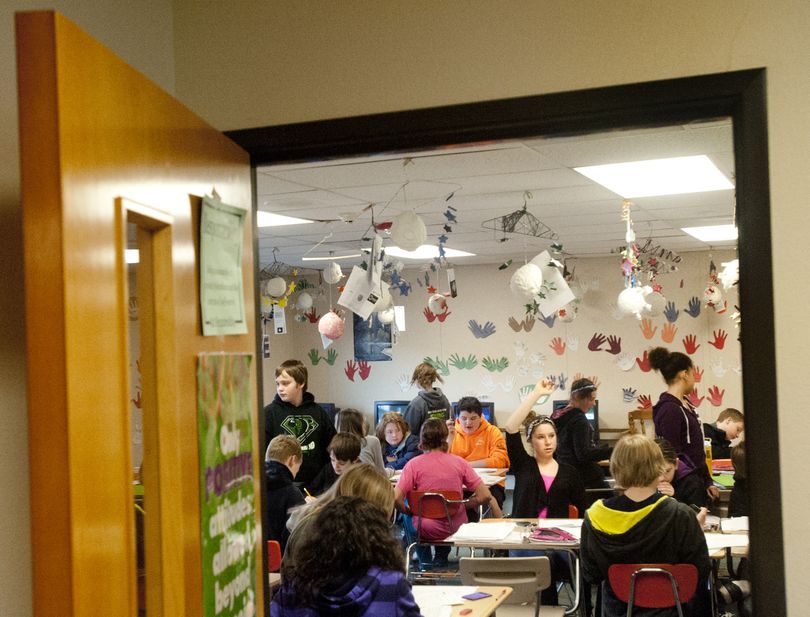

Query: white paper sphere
left=557, top=301, right=578, bottom=323
left=643, top=290, right=667, bottom=317
left=391, top=210, right=427, bottom=252
left=428, top=293, right=448, bottom=314
left=323, top=262, right=343, bottom=285
left=704, top=285, right=723, bottom=310
left=378, top=307, right=395, bottom=324
left=509, top=263, right=544, bottom=300
left=372, top=285, right=392, bottom=312
left=265, top=277, right=287, bottom=298
left=617, top=286, right=650, bottom=320
left=295, top=292, right=313, bottom=311
left=318, top=311, right=345, bottom=340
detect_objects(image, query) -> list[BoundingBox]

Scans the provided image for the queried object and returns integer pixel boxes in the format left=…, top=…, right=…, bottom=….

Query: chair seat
left=608, top=563, right=698, bottom=617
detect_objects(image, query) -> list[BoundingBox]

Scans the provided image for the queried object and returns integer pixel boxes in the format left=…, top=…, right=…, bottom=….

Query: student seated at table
left=580, top=434, right=711, bottom=617
left=265, top=435, right=306, bottom=553
left=703, top=407, right=744, bottom=460
left=656, top=437, right=708, bottom=509
left=376, top=412, right=420, bottom=471
left=271, top=496, right=423, bottom=617
left=448, top=396, right=510, bottom=514
left=308, top=432, right=361, bottom=496
left=394, top=418, right=502, bottom=569
left=336, top=408, right=390, bottom=474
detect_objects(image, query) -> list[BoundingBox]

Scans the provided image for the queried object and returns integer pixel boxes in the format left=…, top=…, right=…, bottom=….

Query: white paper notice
left=530, top=250, right=575, bottom=316
left=338, top=266, right=380, bottom=320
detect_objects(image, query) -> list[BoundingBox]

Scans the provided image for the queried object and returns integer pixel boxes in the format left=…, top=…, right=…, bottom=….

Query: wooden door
left=17, top=11, right=259, bottom=617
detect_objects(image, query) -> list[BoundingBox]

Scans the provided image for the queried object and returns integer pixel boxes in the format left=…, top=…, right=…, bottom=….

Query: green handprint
left=482, top=356, right=509, bottom=372
left=324, top=348, right=338, bottom=366
left=448, top=353, right=478, bottom=370
left=423, top=356, right=450, bottom=376
left=307, top=348, right=321, bottom=366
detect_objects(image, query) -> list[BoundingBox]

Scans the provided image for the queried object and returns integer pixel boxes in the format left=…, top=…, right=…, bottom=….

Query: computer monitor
left=317, top=402, right=338, bottom=426
left=373, top=400, right=410, bottom=426
left=552, top=399, right=599, bottom=442
left=451, top=401, right=496, bottom=425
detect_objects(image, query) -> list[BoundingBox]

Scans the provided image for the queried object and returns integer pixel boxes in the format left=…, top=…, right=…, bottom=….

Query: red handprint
left=605, top=335, right=622, bottom=355
left=639, top=319, right=657, bottom=340
left=436, top=308, right=452, bottom=323
left=422, top=307, right=437, bottom=323
left=549, top=337, right=566, bottom=356
left=636, top=350, right=651, bottom=372
left=685, top=388, right=705, bottom=408
left=693, top=365, right=703, bottom=383
left=707, top=385, right=725, bottom=407
left=661, top=323, right=677, bottom=344
left=358, top=360, right=371, bottom=381
left=637, top=394, right=652, bottom=409
left=682, top=334, right=700, bottom=355
left=344, top=360, right=358, bottom=382
left=588, top=333, right=607, bottom=351
left=305, top=307, right=320, bottom=323
left=708, top=329, right=728, bottom=350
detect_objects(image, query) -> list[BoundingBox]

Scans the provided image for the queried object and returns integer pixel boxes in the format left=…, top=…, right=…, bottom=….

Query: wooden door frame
left=228, top=68, right=781, bottom=614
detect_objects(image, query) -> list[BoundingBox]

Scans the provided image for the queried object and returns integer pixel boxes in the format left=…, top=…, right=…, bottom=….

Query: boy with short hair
left=703, top=408, right=744, bottom=459
left=265, top=435, right=305, bottom=553
left=308, top=432, right=362, bottom=496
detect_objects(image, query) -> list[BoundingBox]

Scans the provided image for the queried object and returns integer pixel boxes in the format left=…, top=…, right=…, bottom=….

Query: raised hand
left=423, top=307, right=437, bottom=322
left=358, top=360, right=371, bottom=381
left=661, top=322, right=677, bottom=343
left=693, top=365, right=703, bottom=383
left=622, top=387, right=638, bottom=402
left=684, top=296, right=701, bottom=318
left=507, top=316, right=522, bottom=332
left=605, top=335, right=622, bottom=355
left=436, top=307, right=452, bottom=323
left=305, top=307, right=320, bottom=323
left=616, top=352, right=635, bottom=371
left=664, top=301, right=679, bottom=323
left=708, top=329, right=728, bottom=350
left=308, top=348, right=321, bottom=365
left=682, top=334, right=700, bottom=354
left=344, top=360, right=358, bottom=382
left=588, top=333, right=607, bottom=351
left=640, top=318, right=657, bottom=340
left=566, top=335, right=580, bottom=352
left=540, top=313, right=557, bottom=328
left=685, top=388, right=705, bottom=408
left=636, top=350, right=652, bottom=372
left=710, top=360, right=727, bottom=377
left=637, top=394, right=653, bottom=409
left=707, top=385, right=725, bottom=407
left=397, top=374, right=411, bottom=392
left=557, top=373, right=568, bottom=390
left=523, top=315, right=536, bottom=332
left=549, top=337, right=566, bottom=356
left=468, top=319, right=496, bottom=339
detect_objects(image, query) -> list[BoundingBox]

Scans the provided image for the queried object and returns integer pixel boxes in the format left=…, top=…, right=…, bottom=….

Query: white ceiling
left=255, top=119, right=735, bottom=271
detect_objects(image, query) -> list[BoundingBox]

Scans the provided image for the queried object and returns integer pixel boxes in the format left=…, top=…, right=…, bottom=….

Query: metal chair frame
left=404, top=490, right=468, bottom=578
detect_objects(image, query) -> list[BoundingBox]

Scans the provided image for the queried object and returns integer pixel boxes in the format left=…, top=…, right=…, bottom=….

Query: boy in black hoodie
left=264, top=359, right=336, bottom=490
left=265, top=435, right=305, bottom=553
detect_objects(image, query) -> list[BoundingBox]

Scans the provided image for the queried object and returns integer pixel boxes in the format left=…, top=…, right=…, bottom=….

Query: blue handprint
left=557, top=373, right=568, bottom=391
left=622, top=387, right=638, bottom=402
left=540, top=313, right=557, bottom=328
left=684, top=296, right=701, bottom=318
left=664, top=301, right=679, bottom=323
left=468, top=319, right=496, bottom=339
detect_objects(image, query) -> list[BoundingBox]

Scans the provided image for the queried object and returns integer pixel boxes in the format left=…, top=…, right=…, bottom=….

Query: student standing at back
left=264, top=359, right=336, bottom=489
left=403, top=362, right=452, bottom=438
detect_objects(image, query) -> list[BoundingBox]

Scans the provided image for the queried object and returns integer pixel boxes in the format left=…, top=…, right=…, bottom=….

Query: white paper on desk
left=451, top=522, right=516, bottom=541
left=705, top=533, right=749, bottom=551
left=538, top=518, right=584, bottom=528
left=411, top=585, right=477, bottom=616
left=720, top=516, right=749, bottom=532
left=477, top=474, right=505, bottom=486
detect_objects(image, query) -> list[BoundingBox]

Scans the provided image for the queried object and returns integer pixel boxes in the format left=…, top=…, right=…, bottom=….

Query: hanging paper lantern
left=391, top=210, right=427, bottom=252
left=323, top=262, right=343, bottom=285
left=557, top=301, right=579, bottom=323
left=265, top=277, right=287, bottom=298
left=643, top=290, right=667, bottom=317
left=509, top=263, right=544, bottom=301
left=428, top=293, right=448, bottom=314
left=704, top=285, right=724, bottom=311
left=718, top=259, right=739, bottom=290
left=378, top=307, right=395, bottom=325
left=318, top=311, right=345, bottom=340
left=372, top=285, right=392, bottom=312
left=617, top=286, right=650, bottom=320
left=295, top=292, right=313, bottom=311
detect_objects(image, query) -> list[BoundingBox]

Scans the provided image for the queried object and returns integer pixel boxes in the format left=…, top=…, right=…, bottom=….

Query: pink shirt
left=397, top=450, right=482, bottom=541
left=537, top=473, right=556, bottom=519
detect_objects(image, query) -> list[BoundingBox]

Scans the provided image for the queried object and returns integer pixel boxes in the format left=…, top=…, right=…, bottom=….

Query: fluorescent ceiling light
left=574, top=155, right=734, bottom=198
left=301, top=253, right=362, bottom=261
left=384, top=245, right=475, bottom=259
left=257, top=211, right=314, bottom=227
left=681, top=224, right=738, bottom=242
left=125, top=249, right=140, bottom=264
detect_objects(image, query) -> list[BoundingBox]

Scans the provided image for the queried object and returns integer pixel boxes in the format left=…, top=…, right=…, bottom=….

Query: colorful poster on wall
left=197, top=353, right=256, bottom=617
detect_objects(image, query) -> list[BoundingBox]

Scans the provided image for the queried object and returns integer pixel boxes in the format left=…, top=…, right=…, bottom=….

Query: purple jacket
left=270, top=566, right=423, bottom=617
left=653, top=392, right=711, bottom=487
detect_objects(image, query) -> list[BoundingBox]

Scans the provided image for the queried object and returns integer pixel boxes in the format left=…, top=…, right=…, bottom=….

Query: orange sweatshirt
left=449, top=418, right=510, bottom=475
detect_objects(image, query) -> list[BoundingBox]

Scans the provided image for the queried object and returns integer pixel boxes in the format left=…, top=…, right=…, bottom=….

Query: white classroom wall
left=264, top=250, right=741, bottom=432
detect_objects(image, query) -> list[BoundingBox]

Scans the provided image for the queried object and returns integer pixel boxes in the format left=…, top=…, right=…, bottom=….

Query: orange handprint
left=661, top=323, right=677, bottom=343
left=549, top=337, right=566, bottom=356
left=639, top=319, right=657, bottom=340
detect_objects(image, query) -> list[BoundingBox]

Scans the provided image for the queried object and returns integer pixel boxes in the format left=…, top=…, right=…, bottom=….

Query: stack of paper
left=720, top=516, right=749, bottom=533
left=450, top=522, right=516, bottom=541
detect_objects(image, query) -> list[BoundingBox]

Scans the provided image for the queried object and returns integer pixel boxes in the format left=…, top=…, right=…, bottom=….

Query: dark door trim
left=230, top=68, right=780, bottom=615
